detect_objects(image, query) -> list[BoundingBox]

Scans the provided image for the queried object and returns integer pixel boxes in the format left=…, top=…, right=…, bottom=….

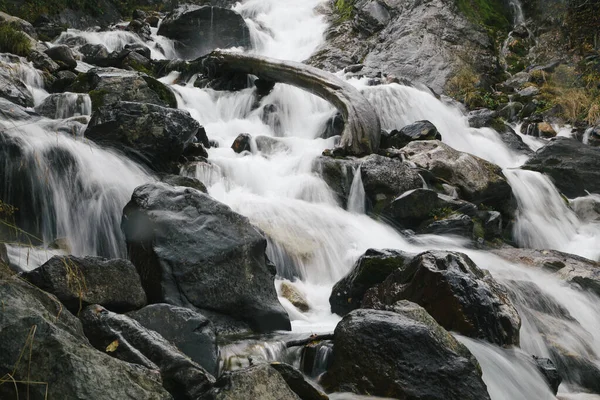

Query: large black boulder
left=207, top=364, right=300, bottom=399
left=23, top=255, right=147, bottom=315
left=44, top=44, right=78, bottom=69
left=121, top=182, right=290, bottom=333
left=80, top=304, right=215, bottom=399
left=85, top=101, right=199, bottom=172
left=522, top=137, right=600, bottom=197
left=158, top=5, right=251, bottom=60
left=382, top=120, right=442, bottom=149
left=364, top=251, right=521, bottom=346
left=0, top=277, right=171, bottom=400
left=128, top=303, right=219, bottom=376
left=329, top=248, right=414, bottom=316
left=321, top=304, right=490, bottom=399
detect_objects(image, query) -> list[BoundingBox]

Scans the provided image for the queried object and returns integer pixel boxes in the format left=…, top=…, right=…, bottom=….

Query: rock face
left=158, top=5, right=251, bottom=59
left=128, top=303, right=219, bottom=376
left=22, top=255, right=147, bottom=315
left=401, top=140, right=513, bottom=213
left=308, top=0, right=503, bottom=94
left=363, top=251, right=521, bottom=346
left=383, top=120, right=442, bottom=149
left=85, top=101, right=199, bottom=171
left=67, top=68, right=177, bottom=110
left=0, top=277, right=171, bottom=400
left=522, top=137, right=600, bottom=197
left=330, top=248, right=414, bottom=316
left=322, top=305, right=490, bottom=399
left=270, top=362, right=328, bottom=400
left=207, top=364, right=300, bottom=400
left=121, top=182, right=290, bottom=333
left=80, top=305, right=215, bottom=400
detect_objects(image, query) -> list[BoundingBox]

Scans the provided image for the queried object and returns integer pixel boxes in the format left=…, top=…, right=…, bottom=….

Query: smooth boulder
left=85, top=101, right=199, bottom=171
left=158, top=5, right=251, bottom=59
left=0, top=277, right=171, bottom=400
left=121, top=182, right=290, bottom=332
left=128, top=303, right=219, bottom=376
left=270, top=362, right=328, bottom=400
left=522, top=137, right=600, bottom=197
left=383, top=120, right=442, bottom=149
left=364, top=251, right=521, bottom=346
left=23, top=255, right=147, bottom=315
left=80, top=305, right=215, bottom=399
left=321, top=304, right=490, bottom=399
left=329, top=248, right=414, bottom=316
left=44, top=45, right=77, bottom=69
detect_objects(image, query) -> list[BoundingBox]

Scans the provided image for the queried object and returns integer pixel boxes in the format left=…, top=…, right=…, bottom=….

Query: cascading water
left=1, top=0, right=599, bottom=398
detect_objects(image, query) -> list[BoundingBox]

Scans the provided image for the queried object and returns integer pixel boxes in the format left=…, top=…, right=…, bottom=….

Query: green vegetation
left=456, top=0, right=511, bottom=34
left=446, top=64, right=505, bottom=109
left=334, top=0, right=355, bottom=22
left=0, top=24, right=31, bottom=56
left=142, top=76, right=177, bottom=108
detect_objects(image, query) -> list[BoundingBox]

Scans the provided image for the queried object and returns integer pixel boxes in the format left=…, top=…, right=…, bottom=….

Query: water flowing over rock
left=330, top=248, right=415, bottom=316
left=0, top=277, right=171, bottom=400
left=522, top=137, right=600, bottom=197
left=85, top=101, right=199, bottom=172
left=321, top=305, right=491, bottom=399
left=202, top=50, right=381, bottom=156
left=121, top=182, right=291, bottom=333
left=206, top=364, right=300, bottom=399
left=34, top=92, right=91, bottom=119
left=401, top=140, right=514, bottom=215
left=0, top=65, right=34, bottom=107
left=363, top=251, right=521, bottom=346
left=269, top=362, right=328, bottom=400
left=23, top=255, right=147, bottom=314
left=128, top=303, right=219, bottom=376
left=80, top=304, right=215, bottom=399
left=158, top=5, right=251, bottom=60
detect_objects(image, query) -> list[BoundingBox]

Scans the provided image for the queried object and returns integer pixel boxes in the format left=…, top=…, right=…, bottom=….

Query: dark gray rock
left=44, top=45, right=77, bottom=69
left=121, top=182, right=290, bottom=333
left=22, top=255, right=147, bottom=315
left=420, top=213, right=475, bottom=238
left=312, top=156, right=358, bottom=208
left=79, top=43, right=113, bottom=67
left=321, top=305, right=490, bottom=399
left=34, top=92, right=90, bottom=119
left=50, top=70, right=78, bottom=93
left=533, top=356, right=561, bottom=395
left=128, top=303, right=219, bottom=376
left=522, top=137, right=600, bottom=197
left=383, top=120, right=442, bottom=149
left=85, top=101, right=199, bottom=172
left=0, top=65, right=34, bottom=107
left=207, top=364, right=300, bottom=399
left=270, top=362, right=328, bottom=400
left=158, top=5, right=251, bottom=59
left=363, top=250, right=521, bottom=346
left=231, top=133, right=252, bottom=153
left=159, top=174, right=208, bottom=193
left=80, top=305, right=215, bottom=399
left=330, top=248, right=414, bottom=316
left=467, top=108, right=497, bottom=128
left=127, top=19, right=152, bottom=41
left=28, top=49, right=61, bottom=73
left=0, top=277, right=171, bottom=400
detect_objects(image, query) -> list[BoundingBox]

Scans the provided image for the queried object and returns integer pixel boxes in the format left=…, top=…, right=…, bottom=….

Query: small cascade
left=347, top=166, right=366, bottom=214
left=508, top=0, right=526, bottom=26
left=0, top=54, right=48, bottom=105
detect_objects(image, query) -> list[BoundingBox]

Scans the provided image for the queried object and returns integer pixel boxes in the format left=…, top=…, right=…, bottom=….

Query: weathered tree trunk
left=203, top=50, right=381, bottom=156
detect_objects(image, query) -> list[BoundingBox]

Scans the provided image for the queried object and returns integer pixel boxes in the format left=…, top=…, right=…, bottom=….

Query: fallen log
left=286, top=333, right=334, bottom=348
left=202, top=50, right=381, bottom=156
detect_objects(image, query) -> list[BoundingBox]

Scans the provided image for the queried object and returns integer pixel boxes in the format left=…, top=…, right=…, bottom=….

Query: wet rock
left=122, top=182, right=291, bottom=332
left=522, top=137, right=600, bottom=197
left=0, top=277, right=171, bottom=400
left=497, top=125, right=533, bottom=155
left=363, top=251, right=521, bottom=346
left=523, top=121, right=557, bottom=138
left=181, top=142, right=208, bottom=160
left=158, top=5, right=251, bottom=59
left=159, top=174, right=208, bottom=193
left=571, top=194, right=600, bottom=222
left=67, top=68, right=177, bottom=110
left=401, top=140, right=514, bottom=214
left=28, top=49, right=60, bottom=73
left=0, top=65, right=34, bottom=107
left=359, top=154, right=423, bottom=212
left=467, top=108, right=497, bottom=128
left=35, top=92, right=90, bottom=119
left=125, top=43, right=152, bottom=60
left=533, top=356, right=561, bottom=395
left=128, top=303, right=219, bottom=376
left=50, top=70, right=78, bottom=93
left=261, top=103, right=282, bottom=135
left=255, top=135, right=291, bottom=155
left=80, top=305, right=215, bottom=399
left=22, top=255, right=147, bottom=315
left=480, top=210, right=503, bottom=239
left=383, top=120, right=442, bottom=149
left=0, top=97, right=34, bottom=121
left=127, top=19, right=152, bottom=41
left=85, top=101, right=199, bottom=172
left=419, top=213, right=475, bottom=238
left=231, top=133, right=252, bottom=153
left=330, top=248, right=414, bottom=316
left=312, top=156, right=358, bottom=208
left=79, top=43, right=112, bottom=67
left=270, top=362, right=328, bottom=400
left=280, top=281, right=309, bottom=312
left=382, top=188, right=478, bottom=229
left=319, top=112, right=344, bottom=140
left=321, top=304, right=490, bottom=399
left=33, top=15, right=66, bottom=40
left=44, top=45, right=77, bottom=70
left=207, top=364, right=300, bottom=399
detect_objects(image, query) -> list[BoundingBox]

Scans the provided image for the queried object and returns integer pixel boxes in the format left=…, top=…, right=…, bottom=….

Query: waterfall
left=347, top=166, right=366, bottom=214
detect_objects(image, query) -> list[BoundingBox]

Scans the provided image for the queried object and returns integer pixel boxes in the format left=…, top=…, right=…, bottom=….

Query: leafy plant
left=0, top=24, right=31, bottom=56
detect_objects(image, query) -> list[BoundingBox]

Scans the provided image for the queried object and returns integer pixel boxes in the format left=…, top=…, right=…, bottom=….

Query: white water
left=1, top=1, right=600, bottom=399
